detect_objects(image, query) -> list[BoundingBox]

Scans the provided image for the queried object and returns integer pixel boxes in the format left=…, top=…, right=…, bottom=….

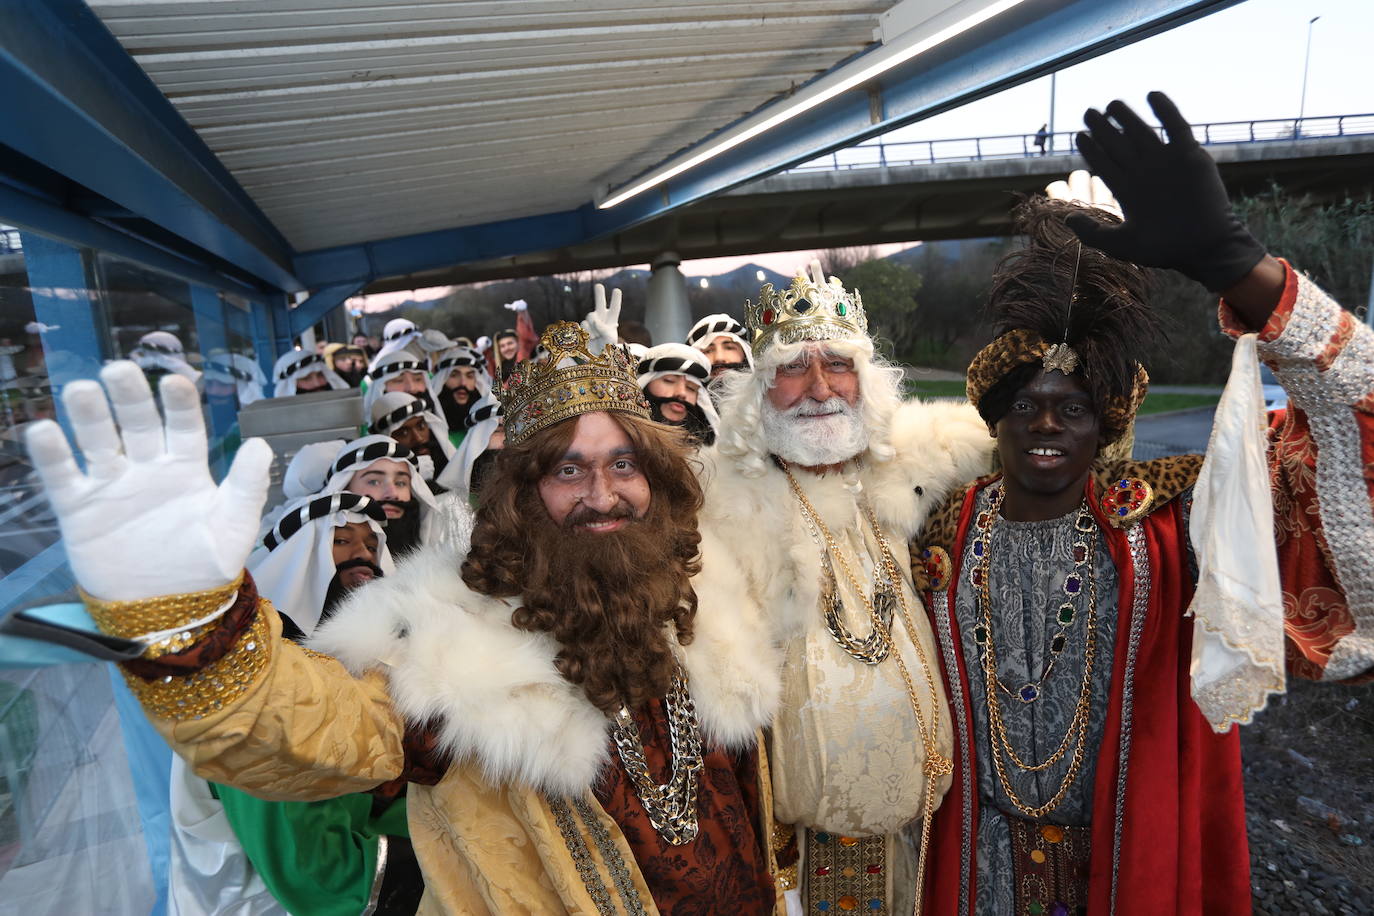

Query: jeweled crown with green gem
left=744, top=260, right=868, bottom=357
left=497, top=321, right=650, bottom=446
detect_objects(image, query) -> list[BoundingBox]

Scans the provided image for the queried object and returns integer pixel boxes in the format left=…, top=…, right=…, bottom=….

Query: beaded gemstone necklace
left=971, top=483, right=1100, bottom=818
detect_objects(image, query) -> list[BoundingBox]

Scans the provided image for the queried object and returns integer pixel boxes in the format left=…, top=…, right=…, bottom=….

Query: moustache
left=562, top=502, right=636, bottom=530
left=335, top=557, right=385, bottom=577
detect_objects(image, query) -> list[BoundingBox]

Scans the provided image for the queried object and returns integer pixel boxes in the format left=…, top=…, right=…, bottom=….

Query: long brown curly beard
left=460, top=413, right=702, bottom=713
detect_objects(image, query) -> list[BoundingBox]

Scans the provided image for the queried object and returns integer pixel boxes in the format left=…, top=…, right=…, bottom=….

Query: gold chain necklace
left=778, top=459, right=951, bottom=911
left=973, top=484, right=1098, bottom=818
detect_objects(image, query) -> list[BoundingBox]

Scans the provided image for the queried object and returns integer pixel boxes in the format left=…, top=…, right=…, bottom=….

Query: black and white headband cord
left=325, top=440, right=419, bottom=483
left=637, top=355, right=709, bottom=383
left=207, top=360, right=253, bottom=382
left=136, top=341, right=183, bottom=356
left=465, top=402, right=502, bottom=429
left=687, top=317, right=745, bottom=348
left=386, top=325, right=416, bottom=341
left=278, top=352, right=324, bottom=381
left=435, top=353, right=483, bottom=373
left=371, top=399, right=426, bottom=435
left=262, top=493, right=388, bottom=552
left=367, top=359, right=423, bottom=382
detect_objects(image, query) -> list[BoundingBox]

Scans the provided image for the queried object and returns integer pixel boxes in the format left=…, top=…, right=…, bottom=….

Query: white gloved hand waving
left=503, top=299, right=528, bottom=312
left=581, top=284, right=622, bottom=354
left=25, top=362, right=273, bottom=601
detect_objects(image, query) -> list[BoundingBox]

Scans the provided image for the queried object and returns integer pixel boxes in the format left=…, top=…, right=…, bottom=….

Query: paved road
left=1133, top=406, right=1217, bottom=459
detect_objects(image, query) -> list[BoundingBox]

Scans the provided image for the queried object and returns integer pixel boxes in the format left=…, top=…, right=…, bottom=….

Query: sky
left=355, top=0, right=1372, bottom=311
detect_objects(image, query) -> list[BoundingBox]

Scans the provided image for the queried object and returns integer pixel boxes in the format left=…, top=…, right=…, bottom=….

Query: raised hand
left=1066, top=91, right=1267, bottom=292
left=25, top=362, right=273, bottom=601
left=503, top=299, right=528, bottom=312
left=582, top=284, right=622, bottom=353
left=1045, top=169, right=1121, bottom=219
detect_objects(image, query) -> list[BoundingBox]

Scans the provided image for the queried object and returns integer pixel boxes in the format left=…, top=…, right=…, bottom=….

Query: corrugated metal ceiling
left=90, top=0, right=900, bottom=253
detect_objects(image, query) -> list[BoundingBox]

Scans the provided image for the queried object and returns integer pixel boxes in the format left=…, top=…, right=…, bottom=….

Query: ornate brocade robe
left=699, top=399, right=995, bottom=910
left=126, top=527, right=787, bottom=915
left=914, top=263, right=1374, bottom=916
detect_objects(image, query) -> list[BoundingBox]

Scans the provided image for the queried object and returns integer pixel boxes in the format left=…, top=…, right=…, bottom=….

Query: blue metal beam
left=293, top=0, right=1240, bottom=293
left=286, top=283, right=367, bottom=340
left=582, top=0, right=1246, bottom=238
left=0, top=182, right=266, bottom=298
left=0, top=0, right=302, bottom=293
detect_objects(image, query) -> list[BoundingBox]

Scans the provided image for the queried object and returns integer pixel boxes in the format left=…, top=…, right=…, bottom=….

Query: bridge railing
left=789, top=114, right=1374, bottom=174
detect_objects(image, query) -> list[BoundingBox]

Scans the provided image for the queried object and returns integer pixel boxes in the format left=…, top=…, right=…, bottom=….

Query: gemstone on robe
left=841, top=866, right=856, bottom=878
left=1019, top=684, right=1039, bottom=702
left=837, top=896, right=859, bottom=911
left=816, top=903, right=832, bottom=912
left=866, top=864, right=883, bottom=874
left=1050, top=634, right=1067, bottom=653
left=839, top=836, right=860, bottom=847
left=815, top=866, right=832, bottom=876
left=1040, top=825, right=1065, bottom=843
left=1028, top=903, right=1045, bottom=915
left=974, top=626, right=988, bottom=644
left=1073, top=543, right=1088, bottom=563
left=815, top=832, right=832, bottom=843
left=867, top=901, right=882, bottom=911
left=1058, top=604, right=1075, bottom=625
left=1050, top=903, right=1070, bottom=916
left=1064, top=575, right=1081, bottom=594
left=972, top=539, right=985, bottom=557
left=1030, top=849, right=1047, bottom=864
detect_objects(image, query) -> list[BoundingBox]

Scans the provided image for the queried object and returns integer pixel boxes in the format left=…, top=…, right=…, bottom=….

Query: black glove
left=1066, top=91, right=1267, bottom=292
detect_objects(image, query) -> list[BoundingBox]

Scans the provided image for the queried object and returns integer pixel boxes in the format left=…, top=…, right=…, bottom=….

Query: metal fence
left=790, top=113, right=1374, bottom=174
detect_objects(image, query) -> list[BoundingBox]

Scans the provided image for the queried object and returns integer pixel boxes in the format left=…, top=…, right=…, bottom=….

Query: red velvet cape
left=922, top=475, right=1252, bottom=915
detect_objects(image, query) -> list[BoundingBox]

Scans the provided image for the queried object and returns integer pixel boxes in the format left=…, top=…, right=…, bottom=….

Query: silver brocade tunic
left=953, top=489, right=1121, bottom=916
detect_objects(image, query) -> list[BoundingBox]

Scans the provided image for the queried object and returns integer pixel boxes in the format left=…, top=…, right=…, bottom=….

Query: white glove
left=24, top=361, right=273, bottom=601
left=1045, top=168, right=1123, bottom=218
left=503, top=299, right=528, bottom=312
left=475, top=335, right=492, bottom=353
left=581, top=284, right=622, bottom=354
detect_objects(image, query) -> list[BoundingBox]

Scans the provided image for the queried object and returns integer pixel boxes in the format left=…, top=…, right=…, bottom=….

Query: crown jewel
left=744, top=260, right=868, bottom=357
left=497, top=321, right=650, bottom=446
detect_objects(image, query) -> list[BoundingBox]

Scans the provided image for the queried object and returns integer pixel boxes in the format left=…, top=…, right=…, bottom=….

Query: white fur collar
left=699, top=398, right=993, bottom=640
left=309, top=528, right=780, bottom=797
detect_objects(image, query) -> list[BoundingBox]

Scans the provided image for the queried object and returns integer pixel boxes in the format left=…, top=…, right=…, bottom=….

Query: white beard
left=761, top=397, right=869, bottom=467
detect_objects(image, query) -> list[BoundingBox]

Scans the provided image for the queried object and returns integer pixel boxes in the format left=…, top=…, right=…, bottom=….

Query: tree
left=833, top=259, right=922, bottom=363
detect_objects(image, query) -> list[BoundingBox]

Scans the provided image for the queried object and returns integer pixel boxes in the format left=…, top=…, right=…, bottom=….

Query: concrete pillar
left=645, top=251, right=691, bottom=346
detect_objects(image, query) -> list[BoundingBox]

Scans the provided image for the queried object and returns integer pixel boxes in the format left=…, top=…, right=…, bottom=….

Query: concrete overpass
left=362, top=116, right=1374, bottom=293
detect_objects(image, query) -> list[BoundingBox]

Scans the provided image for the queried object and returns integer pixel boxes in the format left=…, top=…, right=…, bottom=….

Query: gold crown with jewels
left=744, top=260, right=868, bottom=357
left=498, top=321, right=650, bottom=446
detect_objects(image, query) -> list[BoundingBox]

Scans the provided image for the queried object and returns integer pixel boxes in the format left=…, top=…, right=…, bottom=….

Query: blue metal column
left=248, top=299, right=280, bottom=387
left=20, top=232, right=105, bottom=434
left=189, top=284, right=234, bottom=476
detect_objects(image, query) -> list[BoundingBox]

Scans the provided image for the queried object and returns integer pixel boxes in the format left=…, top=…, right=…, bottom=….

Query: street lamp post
left=1297, top=15, right=1321, bottom=137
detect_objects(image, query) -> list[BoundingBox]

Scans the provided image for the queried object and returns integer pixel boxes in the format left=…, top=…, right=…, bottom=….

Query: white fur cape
left=309, top=527, right=781, bottom=798
left=699, top=398, right=994, bottom=641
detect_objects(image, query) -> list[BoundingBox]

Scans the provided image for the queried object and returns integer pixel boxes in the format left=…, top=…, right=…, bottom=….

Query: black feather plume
left=983, top=196, right=1160, bottom=428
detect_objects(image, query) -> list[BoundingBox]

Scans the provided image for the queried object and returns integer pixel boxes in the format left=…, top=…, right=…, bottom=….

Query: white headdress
left=368, top=318, right=422, bottom=371
left=272, top=349, right=347, bottom=397
left=428, top=346, right=491, bottom=399
left=202, top=351, right=266, bottom=406
left=130, top=331, right=201, bottom=383
left=686, top=314, right=754, bottom=370
left=368, top=391, right=456, bottom=474
left=246, top=491, right=394, bottom=638
left=362, top=350, right=430, bottom=416
left=436, top=391, right=503, bottom=494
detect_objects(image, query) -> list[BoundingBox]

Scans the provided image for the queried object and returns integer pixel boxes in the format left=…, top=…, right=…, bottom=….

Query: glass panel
left=0, top=228, right=59, bottom=581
